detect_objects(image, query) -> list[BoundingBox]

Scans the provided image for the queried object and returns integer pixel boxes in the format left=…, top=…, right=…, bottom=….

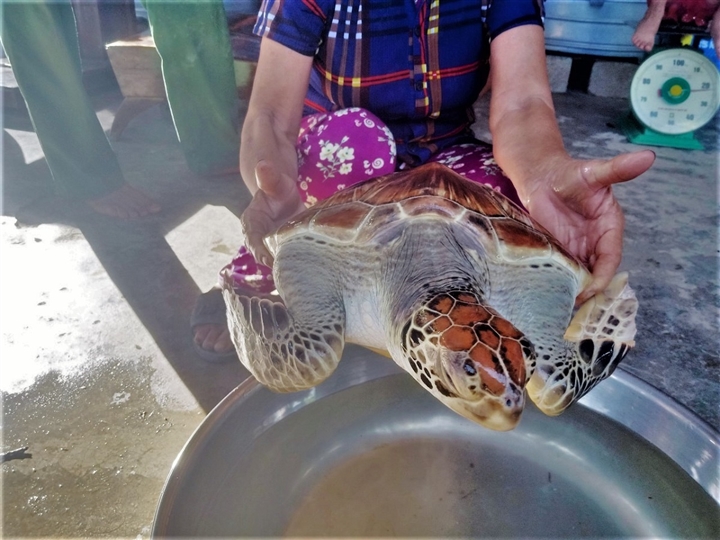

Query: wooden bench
left=106, top=32, right=165, bottom=139
left=106, top=30, right=259, bottom=139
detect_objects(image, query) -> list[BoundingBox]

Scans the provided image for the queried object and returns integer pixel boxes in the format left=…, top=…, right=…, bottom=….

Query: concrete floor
left=1, top=85, right=718, bottom=537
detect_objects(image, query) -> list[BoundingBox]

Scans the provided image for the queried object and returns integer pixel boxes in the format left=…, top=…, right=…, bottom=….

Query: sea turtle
left=222, top=163, right=637, bottom=431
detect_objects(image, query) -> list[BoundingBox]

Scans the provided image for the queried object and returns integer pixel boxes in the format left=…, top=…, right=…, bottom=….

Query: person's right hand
left=240, top=160, right=306, bottom=267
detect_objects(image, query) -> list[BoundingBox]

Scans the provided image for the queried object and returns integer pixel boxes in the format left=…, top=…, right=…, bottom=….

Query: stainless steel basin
left=153, top=346, right=719, bottom=537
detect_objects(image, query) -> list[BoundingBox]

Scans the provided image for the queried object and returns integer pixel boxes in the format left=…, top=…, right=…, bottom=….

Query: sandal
left=190, top=288, right=237, bottom=363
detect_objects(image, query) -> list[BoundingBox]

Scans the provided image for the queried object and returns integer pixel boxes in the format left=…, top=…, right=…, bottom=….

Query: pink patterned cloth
left=224, top=108, right=521, bottom=293
left=296, top=108, right=397, bottom=203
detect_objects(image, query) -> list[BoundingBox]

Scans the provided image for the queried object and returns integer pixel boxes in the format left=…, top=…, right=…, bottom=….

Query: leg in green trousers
left=143, top=0, right=240, bottom=175
left=1, top=0, right=126, bottom=200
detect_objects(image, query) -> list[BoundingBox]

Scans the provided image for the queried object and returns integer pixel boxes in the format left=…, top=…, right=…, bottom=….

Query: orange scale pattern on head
left=439, top=326, right=476, bottom=352
left=499, top=338, right=526, bottom=386
left=490, top=316, right=524, bottom=340
left=432, top=315, right=452, bottom=332
left=450, top=304, right=486, bottom=326
left=414, top=290, right=530, bottom=398
left=431, top=296, right=454, bottom=315
left=475, top=324, right=500, bottom=350
left=469, top=344, right=506, bottom=395
left=470, top=342, right=496, bottom=367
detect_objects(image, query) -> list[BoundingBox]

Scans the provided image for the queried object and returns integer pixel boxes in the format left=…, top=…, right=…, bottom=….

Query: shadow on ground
left=2, top=90, right=248, bottom=413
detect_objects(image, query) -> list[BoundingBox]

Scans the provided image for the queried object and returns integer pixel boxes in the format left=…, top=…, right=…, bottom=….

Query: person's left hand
left=520, top=150, right=655, bottom=303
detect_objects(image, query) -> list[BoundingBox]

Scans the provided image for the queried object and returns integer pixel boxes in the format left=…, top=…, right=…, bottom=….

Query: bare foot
left=193, top=323, right=234, bottom=354
left=192, top=283, right=277, bottom=357
left=632, top=0, right=667, bottom=52
left=87, top=183, right=161, bottom=218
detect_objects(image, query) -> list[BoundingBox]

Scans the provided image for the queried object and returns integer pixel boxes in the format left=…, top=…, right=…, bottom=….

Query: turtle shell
left=267, top=162, right=585, bottom=274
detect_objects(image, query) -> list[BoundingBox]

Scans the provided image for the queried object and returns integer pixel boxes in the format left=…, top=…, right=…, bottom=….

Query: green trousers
left=1, top=0, right=239, bottom=200
left=143, top=0, right=240, bottom=175
left=2, top=0, right=125, bottom=199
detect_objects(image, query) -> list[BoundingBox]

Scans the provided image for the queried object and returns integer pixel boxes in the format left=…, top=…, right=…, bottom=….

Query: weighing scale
left=621, top=47, right=720, bottom=150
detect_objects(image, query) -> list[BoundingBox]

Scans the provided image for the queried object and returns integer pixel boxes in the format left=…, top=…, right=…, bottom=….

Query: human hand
left=520, top=150, right=655, bottom=303
left=240, top=160, right=306, bottom=267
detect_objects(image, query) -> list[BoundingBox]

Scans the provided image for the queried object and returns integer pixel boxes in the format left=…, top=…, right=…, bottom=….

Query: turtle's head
left=400, top=291, right=536, bottom=431
left=436, top=349, right=526, bottom=431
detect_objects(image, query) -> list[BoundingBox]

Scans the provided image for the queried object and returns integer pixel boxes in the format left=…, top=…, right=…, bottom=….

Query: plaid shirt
left=255, top=0, right=543, bottom=164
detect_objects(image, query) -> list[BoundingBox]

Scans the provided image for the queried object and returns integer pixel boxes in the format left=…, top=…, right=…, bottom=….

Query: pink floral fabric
left=296, top=107, right=397, bottom=204
left=224, top=108, right=520, bottom=294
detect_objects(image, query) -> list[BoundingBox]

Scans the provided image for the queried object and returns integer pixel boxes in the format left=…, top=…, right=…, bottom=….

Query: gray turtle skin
left=223, top=163, right=637, bottom=431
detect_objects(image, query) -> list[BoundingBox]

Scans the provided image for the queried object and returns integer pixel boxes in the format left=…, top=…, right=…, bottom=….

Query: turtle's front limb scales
left=524, top=272, right=638, bottom=415
left=222, top=244, right=347, bottom=392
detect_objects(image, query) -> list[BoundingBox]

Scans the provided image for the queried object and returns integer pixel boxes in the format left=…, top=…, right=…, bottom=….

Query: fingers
left=578, top=259, right=616, bottom=304
left=240, top=190, right=275, bottom=267
left=613, top=150, right=656, bottom=183
left=577, top=224, right=624, bottom=304
left=243, top=228, right=273, bottom=268
left=584, top=150, right=655, bottom=189
left=578, top=152, right=651, bottom=299
left=242, top=163, right=306, bottom=268
left=246, top=230, right=273, bottom=268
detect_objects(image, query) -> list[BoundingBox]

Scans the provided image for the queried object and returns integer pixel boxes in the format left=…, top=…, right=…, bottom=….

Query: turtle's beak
left=434, top=350, right=526, bottom=430
left=452, top=393, right=525, bottom=431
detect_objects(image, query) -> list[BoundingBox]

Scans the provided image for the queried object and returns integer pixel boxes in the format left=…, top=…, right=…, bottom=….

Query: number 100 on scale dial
left=630, top=48, right=720, bottom=135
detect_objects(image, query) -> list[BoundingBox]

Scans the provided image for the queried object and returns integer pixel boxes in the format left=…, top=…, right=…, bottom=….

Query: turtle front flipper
left=393, top=290, right=536, bottom=431
left=528, top=272, right=638, bottom=415
left=222, top=278, right=346, bottom=393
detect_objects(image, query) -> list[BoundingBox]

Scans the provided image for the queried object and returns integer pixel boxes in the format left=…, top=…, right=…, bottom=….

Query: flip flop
left=190, top=288, right=237, bottom=363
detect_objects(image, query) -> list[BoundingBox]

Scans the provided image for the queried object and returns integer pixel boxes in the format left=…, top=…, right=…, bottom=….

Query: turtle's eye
left=440, top=353, right=488, bottom=400
left=462, top=359, right=477, bottom=376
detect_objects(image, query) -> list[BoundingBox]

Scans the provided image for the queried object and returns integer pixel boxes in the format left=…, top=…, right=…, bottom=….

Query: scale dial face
left=630, top=48, right=720, bottom=135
